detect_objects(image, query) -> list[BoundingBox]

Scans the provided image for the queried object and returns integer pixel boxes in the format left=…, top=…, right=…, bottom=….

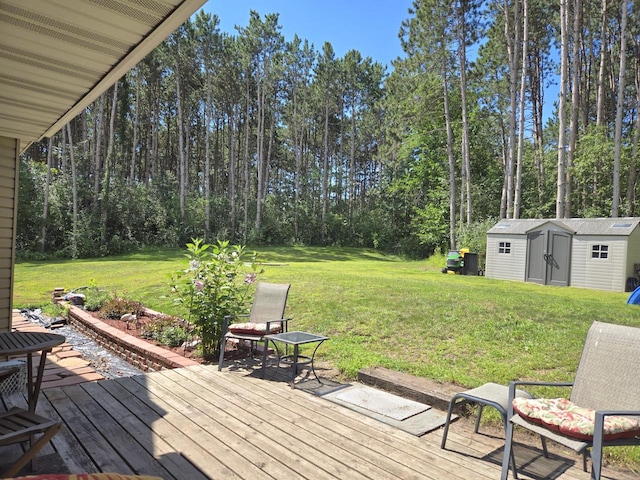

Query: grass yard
left=14, top=246, right=640, bottom=387
left=14, top=246, right=640, bottom=468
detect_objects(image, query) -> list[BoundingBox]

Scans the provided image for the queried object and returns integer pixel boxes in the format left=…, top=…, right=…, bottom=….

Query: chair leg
left=501, top=419, right=518, bottom=480
left=540, top=436, right=548, bottom=457
left=440, top=396, right=460, bottom=449
left=591, top=414, right=605, bottom=480
left=217, top=338, right=227, bottom=371
left=1, top=423, right=61, bottom=478
left=474, top=405, right=484, bottom=433
left=260, top=338, right=270, bottom=379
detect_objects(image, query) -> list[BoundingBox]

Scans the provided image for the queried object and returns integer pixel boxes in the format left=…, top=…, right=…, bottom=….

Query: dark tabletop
left=265, top=331, right=329, bottom=345
left=0, top=331, right=65, bottom=356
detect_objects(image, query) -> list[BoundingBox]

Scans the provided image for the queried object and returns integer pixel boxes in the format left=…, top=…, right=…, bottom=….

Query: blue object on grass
left=627, top=286, right=640, bottom=304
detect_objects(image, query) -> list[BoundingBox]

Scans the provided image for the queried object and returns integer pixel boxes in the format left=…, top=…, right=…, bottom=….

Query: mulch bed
left=87, top=311, right=250, bottom=364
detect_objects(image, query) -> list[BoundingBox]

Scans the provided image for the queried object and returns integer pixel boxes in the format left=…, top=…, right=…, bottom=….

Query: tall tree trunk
left=101, top=83, right=118, bottom=248
left=349, top=105, right=356, bottom=220
left=612, top=0, right=628, bottom=216
left=130, top=70, right=139, bottom=187
left=595, top=0, right=608, bottom=126
left=204, top=71, right=212, bottom=239
left=457, top=0, right=472, bottom=224
left=504, top=0, right=521, bottom=218
left=228, top=106, right=237, bottom=241
left=627, top=47, right=640, bottom=215
left=556, top=0, right=569, bottom=218
left=243, top=79, right=251, bottom=242
left=41, top=137, right=53, bottom=253
left=175, top=65, right=187, bottom=220
left=566, top=0, right=582, bottom=217
left=514, top=0, right=529, bottom=219
left=255, top=80, right=264, bottom=233
left=442, top=48, right=457, bottom=250
left=530, top=48, right=545, bottom=203
left=66, top=123, right=78, bottom=258
left=321, top=100, right=330, bottom=241
left=93, top=94, right=105, bottom=211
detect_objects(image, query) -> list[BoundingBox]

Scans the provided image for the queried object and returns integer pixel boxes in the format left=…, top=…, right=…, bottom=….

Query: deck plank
left=43, top=386, right=136, bottom=474
left=143, top=369, right=326, bottom=480
left=193, top=365, right=501, bottom=480
left=176, top=365, right=479, bottom=480
left=114, top=375, right=252, bottom=480
left=2, top=363, right=636, bottom=480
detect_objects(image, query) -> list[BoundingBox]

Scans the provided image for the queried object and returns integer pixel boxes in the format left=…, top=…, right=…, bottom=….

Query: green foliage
left=157, top=325, right=191, bottom=348
left=170, top=239, right=262, bottom=358
left=411, top=202, right=449, bottom=254
left=455, top=217, right=497, bottom=268
left=142, top=315, right=192, bottom=348
left=98, top=296, right=145, bottom=319
left=83, top=288, right=112, bottom=312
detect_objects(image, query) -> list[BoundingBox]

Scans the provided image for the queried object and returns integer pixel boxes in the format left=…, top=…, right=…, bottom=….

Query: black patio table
left=0, top=331, right=65, bottom=411
left=264, top=331, right=329, bottom=387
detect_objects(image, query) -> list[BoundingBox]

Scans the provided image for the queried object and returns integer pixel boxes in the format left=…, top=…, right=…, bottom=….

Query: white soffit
left=0, top=0, right=207, bottom=153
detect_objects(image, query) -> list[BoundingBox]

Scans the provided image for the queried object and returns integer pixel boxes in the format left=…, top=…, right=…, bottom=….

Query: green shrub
left=157, top=326, right=190, bottom=347
left=99, top=296, right=145, bottom=319
left=83, top=288, right=112, bottom=311
left=170, top=239, right=261, bottom=359
left=141, top=315, right=192, bottom=348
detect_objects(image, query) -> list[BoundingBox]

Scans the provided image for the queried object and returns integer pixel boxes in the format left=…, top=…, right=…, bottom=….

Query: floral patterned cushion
left=228, top=322, right=282, bottom=335
left=513, top=397, right=640, bottom=441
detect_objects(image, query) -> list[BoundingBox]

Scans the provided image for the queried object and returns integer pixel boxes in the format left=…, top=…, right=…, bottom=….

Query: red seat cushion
left=228, top=322, right=282, bottom=335
left=513, top=397, right=640, bottom=441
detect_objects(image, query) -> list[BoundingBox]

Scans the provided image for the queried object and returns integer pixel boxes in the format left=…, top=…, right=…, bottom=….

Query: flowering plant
left=170, top=239, right=262, bottom=358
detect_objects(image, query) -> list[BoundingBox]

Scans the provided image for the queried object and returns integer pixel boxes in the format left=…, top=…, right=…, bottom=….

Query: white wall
left=485, top=235, right=528, bottom=281
left=0, top=136, right=18, bottom=332
left=570, top=235, right=627, bottom=292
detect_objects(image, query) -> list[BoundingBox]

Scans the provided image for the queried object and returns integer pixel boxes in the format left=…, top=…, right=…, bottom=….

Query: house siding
left=0, top=136, right=17, bottom=332
left=485, top=235, right=527, bottom=281
left=570, top=235, right=627, bottom=291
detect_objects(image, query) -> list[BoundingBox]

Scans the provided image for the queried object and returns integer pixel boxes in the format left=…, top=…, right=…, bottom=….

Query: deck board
left=1, top=364, right=636, bottom=480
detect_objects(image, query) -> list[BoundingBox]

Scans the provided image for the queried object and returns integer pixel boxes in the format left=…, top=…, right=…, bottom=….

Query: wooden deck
left=1, top=363, right=635, bottom=480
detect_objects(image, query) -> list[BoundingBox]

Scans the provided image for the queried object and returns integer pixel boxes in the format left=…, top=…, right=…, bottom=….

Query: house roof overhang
left=0, top=0, right=207, bottom=154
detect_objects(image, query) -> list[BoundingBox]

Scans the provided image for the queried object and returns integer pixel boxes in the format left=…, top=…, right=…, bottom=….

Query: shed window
left=498, top=242, right=511, bottom=254
left=591, top=244, right=609, bottom=259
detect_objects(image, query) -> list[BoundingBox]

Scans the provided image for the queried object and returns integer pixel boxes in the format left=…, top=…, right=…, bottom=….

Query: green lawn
left=14, top=246, right=640, bottom=387
left=14, top=246, right=640, bottom=467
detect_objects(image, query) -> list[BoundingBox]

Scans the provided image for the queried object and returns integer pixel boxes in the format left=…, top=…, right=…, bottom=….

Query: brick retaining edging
left=66, top=305, right=198, bottom=372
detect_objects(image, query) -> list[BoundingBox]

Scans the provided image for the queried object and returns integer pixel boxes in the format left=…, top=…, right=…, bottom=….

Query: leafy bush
left=141, top=315, right=192, bottom=348
left=98, top=296, right=145, bottom=320
left=83, top=287, right=112, bottom=311
left=157, top=326, right=190, bottom=347
left=170, top=239, right=262, bottom=359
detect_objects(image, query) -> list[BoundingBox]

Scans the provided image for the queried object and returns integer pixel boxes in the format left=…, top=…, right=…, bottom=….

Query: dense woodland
left=17, top=0, right=640, bottom=259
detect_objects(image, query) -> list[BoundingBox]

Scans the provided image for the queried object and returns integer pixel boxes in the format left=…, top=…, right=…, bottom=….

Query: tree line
left=17, top=0, right=640, bottom=259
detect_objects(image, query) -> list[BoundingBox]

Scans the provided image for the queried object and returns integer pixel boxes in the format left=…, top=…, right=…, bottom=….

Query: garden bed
left=65, top=305, right=249, bottom=372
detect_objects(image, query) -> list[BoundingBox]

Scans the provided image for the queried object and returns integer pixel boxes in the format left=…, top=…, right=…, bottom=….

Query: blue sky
left=200, top=0, right=415, bottom=69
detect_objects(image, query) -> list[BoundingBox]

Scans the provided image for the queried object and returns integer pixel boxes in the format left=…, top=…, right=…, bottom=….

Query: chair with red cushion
left=501, top=321, right=640, bottom=480
left=217, top=283, right=291, bottom=375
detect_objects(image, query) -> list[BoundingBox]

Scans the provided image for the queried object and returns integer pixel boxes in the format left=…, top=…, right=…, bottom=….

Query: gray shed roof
left=487, top=218, right=640, bottom=236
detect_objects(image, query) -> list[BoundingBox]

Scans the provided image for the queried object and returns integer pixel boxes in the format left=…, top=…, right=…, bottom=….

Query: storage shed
left=485, top=218, right=640, bottom=292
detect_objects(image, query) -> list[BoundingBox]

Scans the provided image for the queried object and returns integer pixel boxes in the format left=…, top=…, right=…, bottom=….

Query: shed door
left=526, top=230, right=572, bottom=286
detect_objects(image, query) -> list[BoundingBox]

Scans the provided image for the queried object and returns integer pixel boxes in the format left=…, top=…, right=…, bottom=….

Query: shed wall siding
left=485, top=235, right=527, bottom=281
left=571, top=235, right=627, bottom=292
left=0, top=136, right=17, bottom=332
left=625, top=229, right=640, bottom=288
